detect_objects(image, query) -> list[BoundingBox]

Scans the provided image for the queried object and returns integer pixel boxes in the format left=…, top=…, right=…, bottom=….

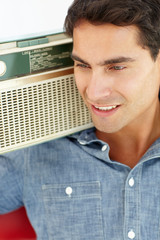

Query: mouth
left=94, top=105, right=118, bottom=111
left=91, top=104, right=120, bottom=117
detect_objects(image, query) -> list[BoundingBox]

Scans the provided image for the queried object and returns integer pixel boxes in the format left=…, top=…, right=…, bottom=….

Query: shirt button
left=65, top=187, right=73, bottom=196
left=128, top=230, right=135, bottom=239
left=101, top=145, right=107, bottom=151
left=79, top=141, right=86, bottom=145
left=129, top=177, right=135, bottom=187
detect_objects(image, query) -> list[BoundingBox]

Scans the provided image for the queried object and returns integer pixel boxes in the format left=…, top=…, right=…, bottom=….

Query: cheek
left=120, top=69, right=160, bottom=105
left=139, top=67, right=160, bottom=99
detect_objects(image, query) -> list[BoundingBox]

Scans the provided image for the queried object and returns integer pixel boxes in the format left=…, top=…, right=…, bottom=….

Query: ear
left=157, top=50, right=160, bottom=98
left=155, top=50, right=160, bottom=76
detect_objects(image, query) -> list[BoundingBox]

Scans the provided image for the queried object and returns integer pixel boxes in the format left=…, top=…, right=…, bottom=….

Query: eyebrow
left=71, top=53, right=136, bottom=66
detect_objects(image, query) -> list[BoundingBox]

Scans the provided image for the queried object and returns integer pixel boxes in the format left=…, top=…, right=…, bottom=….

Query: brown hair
left=64, top=0, right=160, bottom=60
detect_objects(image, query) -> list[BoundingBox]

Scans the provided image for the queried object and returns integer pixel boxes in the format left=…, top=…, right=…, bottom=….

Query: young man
left=1, top=0, right=160, bottom=239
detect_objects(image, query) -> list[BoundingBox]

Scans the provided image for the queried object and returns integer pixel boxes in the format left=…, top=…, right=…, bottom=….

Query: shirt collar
left=69, top=127, right=108, bottom=146
left=69, top=127, right=160, bottom=165
left=140, top=137, right=160, bottom=162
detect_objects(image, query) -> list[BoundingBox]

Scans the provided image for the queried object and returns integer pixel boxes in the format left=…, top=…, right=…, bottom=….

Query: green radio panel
left=0, top=42, right=73, bottom=81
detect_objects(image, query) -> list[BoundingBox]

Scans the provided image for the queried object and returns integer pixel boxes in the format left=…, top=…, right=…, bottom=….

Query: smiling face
left=72, top=20, right=160, bottom=135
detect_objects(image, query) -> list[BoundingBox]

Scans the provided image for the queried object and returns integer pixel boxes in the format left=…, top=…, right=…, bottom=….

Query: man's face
left=72, top=20, right=160, bottom=134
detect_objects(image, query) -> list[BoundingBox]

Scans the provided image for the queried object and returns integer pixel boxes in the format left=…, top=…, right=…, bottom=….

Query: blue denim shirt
left=1, top=127, right=160, bottom=240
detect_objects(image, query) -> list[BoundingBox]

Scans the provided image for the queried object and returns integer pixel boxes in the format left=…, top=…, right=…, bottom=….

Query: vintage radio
left=0, top=34, right=93, bottom=153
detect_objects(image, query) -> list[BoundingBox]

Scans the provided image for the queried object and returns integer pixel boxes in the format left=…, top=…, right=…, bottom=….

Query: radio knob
left=0, top=61, right=7, bottom=76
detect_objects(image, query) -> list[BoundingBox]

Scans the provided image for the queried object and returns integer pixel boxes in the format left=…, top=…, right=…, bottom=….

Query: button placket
left=124, top=167, right=142, bottom=240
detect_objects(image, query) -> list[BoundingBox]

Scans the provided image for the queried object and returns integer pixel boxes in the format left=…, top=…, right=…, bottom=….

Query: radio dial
left=0, top=61, right=7, bottom=76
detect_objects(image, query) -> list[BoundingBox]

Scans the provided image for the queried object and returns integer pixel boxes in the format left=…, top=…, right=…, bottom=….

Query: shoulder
left=0, top=128, right=95, bottom=170
left=0, top=148, right=25, bottom=175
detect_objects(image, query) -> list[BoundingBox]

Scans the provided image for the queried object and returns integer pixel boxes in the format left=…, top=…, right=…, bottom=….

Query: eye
left=75, top=63, right=90, bottom=69
left=109, top=65, right=126, bottom=71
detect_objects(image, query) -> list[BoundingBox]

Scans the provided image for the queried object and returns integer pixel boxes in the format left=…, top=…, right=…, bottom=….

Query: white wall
left=0, top=0, right=73, bottom=42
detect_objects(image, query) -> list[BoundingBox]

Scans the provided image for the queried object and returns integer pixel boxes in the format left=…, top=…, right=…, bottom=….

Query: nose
left=86, top=71, right=113, bottom=101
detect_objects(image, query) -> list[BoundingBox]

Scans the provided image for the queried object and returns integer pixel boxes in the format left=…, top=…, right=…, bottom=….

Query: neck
left=96, top=102, right=160, bottom=168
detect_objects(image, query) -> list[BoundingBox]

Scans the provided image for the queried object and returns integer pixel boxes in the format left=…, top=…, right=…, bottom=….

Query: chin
left=94, top=123, right=121, bottom=134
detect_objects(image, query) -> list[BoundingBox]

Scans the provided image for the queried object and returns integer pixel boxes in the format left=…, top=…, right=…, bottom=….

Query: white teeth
left=94, top=105, right=117, bottom=111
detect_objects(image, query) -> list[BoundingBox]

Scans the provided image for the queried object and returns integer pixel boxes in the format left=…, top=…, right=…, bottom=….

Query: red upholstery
left=0, top=207, right=36, bottom=239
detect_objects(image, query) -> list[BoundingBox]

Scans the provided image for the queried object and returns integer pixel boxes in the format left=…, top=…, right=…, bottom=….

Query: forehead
left=72, top=21, right=143, bottom=61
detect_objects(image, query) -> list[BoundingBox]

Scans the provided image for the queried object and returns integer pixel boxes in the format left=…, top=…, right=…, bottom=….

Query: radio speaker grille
left=0, top=70, right=93, bottom=153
